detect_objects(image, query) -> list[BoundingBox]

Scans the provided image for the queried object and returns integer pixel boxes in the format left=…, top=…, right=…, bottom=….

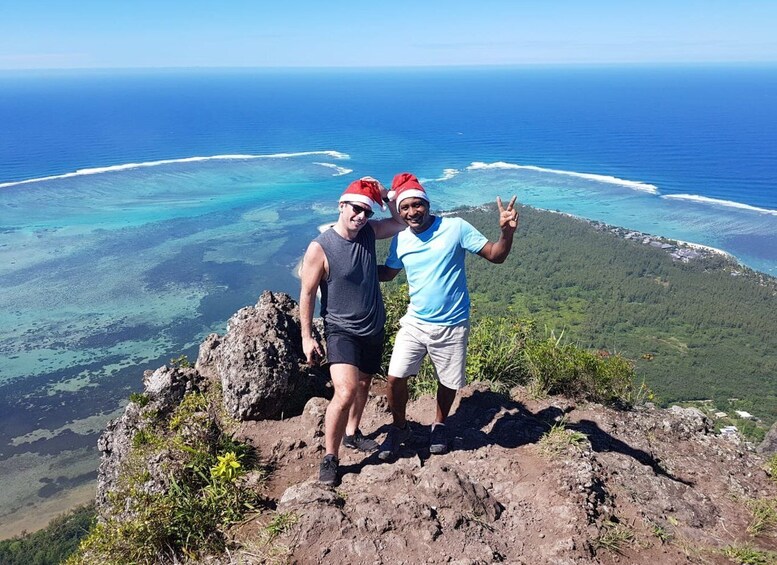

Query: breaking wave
left=0, top=151, right=351, bottom=189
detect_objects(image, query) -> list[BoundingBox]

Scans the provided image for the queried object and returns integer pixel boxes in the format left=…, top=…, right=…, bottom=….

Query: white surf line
left=466, top=161, right=660, bottom=194
left=0, top=151, right=351, bottom=189
left=662, top=194, right=777, bottom=217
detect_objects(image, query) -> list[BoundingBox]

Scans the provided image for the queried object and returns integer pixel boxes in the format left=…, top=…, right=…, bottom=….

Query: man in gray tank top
left=299, top=178, right=404, bottom=486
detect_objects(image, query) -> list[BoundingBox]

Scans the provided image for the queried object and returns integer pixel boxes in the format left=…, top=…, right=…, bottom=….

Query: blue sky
left=1, top=0, right=776, bottom=69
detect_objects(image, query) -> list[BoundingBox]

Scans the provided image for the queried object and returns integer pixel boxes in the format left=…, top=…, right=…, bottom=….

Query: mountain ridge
left=66, top=290, right=777, bottom=564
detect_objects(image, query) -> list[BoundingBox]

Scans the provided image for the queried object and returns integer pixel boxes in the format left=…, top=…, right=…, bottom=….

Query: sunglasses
left=345, top=202, right=375, bottom=218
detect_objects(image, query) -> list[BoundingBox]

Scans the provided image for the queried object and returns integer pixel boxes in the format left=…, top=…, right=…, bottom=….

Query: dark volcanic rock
left=759, top=421, right=777, bottom=456
left=87, top=290, right=777, bottom=565
left=196, top=290, right=325, bottom=421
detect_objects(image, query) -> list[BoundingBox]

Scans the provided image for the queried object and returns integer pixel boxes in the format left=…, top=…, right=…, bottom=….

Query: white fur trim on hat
left=339, top=193, right=378, bottom=210
left=393, top=188, right=429, bottom=207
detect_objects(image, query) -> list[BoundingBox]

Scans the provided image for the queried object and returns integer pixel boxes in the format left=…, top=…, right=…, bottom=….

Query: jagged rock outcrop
left=759, top=421, right=777, bottom=456
left=95, top=291, right=326, bottom=523
left=196, top=290, right=326, bottom=420
left=95, top=365, right=204, bottom=517
left=92, top=292, right=777, bottom=564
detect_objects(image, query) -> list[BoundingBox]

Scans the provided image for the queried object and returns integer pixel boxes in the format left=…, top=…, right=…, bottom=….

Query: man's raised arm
left=477, top=195, right=519, bottom=264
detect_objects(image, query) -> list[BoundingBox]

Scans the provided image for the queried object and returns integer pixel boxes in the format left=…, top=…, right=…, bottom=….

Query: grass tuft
left=722, top=544, right=777, bottom=565
left=594, top=519, right=634, bottom=554
left=538, top=417, right=588, bottom=456
left=747, top=498, right=777, bottom=536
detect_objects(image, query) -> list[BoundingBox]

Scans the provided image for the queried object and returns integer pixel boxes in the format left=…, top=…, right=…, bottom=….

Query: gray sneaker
left=318, top=454, right=339, bottom=486
left=429, top=424, right=449, bottom=455
left=378, top=424, right=412, bottom=461
left=343, top=429, right=379, bottom=452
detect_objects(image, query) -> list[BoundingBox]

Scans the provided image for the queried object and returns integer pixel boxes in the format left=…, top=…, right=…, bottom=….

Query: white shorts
left=387, top=317, right=470, bottom=390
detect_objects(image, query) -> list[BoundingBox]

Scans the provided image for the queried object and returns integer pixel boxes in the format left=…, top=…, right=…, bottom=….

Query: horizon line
left=2, top=60, right=777, bottom=73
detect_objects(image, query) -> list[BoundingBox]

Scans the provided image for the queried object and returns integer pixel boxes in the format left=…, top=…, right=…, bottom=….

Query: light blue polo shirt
left=386, top=216, right=488, bottom=325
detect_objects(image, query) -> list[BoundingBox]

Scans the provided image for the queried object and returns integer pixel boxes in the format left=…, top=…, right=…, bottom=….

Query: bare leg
left=345, top=372, right=373, bottom=436
left=435, top=383, right=457, bottom=425
left=387, top=375, right=409, bottom=428
left=324, top=363, right=360, bottom=456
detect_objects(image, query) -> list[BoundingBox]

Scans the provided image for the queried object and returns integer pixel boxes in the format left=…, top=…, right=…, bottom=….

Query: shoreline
left=448, top=203, right=746, bottom=270
left=515, top=206, right=752, bottom=272
left=0, top=481, right=95, bottom=540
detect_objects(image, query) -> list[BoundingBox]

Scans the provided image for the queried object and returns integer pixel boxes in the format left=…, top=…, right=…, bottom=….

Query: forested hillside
left=382, top=204, right=777, bottom=422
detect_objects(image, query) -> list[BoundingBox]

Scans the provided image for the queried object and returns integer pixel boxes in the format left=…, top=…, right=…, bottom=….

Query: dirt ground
left=228, top=382, right=777, bottom=564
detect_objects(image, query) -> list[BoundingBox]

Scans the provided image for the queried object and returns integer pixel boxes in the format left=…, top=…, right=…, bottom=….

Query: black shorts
left=325, top=327, right=385, bottom=375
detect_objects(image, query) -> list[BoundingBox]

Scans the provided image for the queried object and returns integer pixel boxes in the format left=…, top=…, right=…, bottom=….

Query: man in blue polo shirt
left=377, top=173, right=518, bottom=460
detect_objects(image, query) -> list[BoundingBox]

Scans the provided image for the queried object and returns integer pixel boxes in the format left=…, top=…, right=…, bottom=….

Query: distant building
left=670, top=248, right=702, bottom=263
left=734, top=410, right=754, bottom=420
left=720, top=425, right=739, bottom=436
left=714, top=411, right=728, bottom=419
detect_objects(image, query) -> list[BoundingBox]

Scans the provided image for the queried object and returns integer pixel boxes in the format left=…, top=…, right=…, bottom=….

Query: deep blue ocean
left=1, top=65, right=776, bottom=531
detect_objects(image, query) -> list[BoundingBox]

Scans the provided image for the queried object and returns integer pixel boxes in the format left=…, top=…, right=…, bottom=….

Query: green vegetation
left=67, top=390, right=263, bottom=564
left=0, top=505, right=95, bottom=565
left=265, top=512, right=298, bottom=540
left=129, top=392, right=150, bottom=407
left=723, top=545, right=777, bottom=565
left=381, top=283, right=639, bottom=407
left=538, top=417, right=588, bottom=455
left=766, top=455, right=777, bottom=482
left=594, top=519, right=635, bottom=554
left=747, top=498, right=777, bottom=536
left=379, top=205, right=777, bottom=421
left=169, top=354, right=192, bottom=368
left=647, top=520, right=671, bottom=543
left=523, top=332, right=641, bottom=405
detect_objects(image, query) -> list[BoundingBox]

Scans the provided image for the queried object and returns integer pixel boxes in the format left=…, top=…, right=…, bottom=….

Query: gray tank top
left=314, top=223, right=386, bottom=336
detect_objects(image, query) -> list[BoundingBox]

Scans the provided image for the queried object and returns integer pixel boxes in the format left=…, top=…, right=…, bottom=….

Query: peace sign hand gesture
left=496, top=195, right=519, bottom=233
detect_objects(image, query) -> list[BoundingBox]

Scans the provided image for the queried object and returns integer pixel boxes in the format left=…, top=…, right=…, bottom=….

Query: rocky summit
left=93, top=291, right=777, bottom=564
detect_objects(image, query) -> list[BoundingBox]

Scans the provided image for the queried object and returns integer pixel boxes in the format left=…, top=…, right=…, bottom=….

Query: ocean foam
left=0, top=151, right=351, bottom=189
left=430, top=168, right=460, bottom=182
left=466, top=161, right=660, bottom=194
left=313, top=162, right=353, bottom=176
left=662, top=194, right=777, bottom=217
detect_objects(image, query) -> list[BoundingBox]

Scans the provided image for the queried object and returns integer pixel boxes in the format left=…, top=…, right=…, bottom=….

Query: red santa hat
left=339, top=178, right=385, bottom=210
left=388, top=173, right=429, bottom=207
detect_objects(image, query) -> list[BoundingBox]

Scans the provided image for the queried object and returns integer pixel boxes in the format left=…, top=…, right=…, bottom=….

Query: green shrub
left=169, top=354, right=192, bottom=368
left=0, top=504, right=95, bottom=565
left=594, top=519, right=634, bottom=554
left=524, top=333, right=638, bottom=406
left=266, top=512, right=298, bottom=539
left=465, top=317, right=532, bottom=387
left=132, top=428, right=159, bottom=448
left=129, top=392, right=150, bottom=407
left=169, top=391, right=209, bottom=431
left=766, top=455, right=777, bottom=483
left=68, top=390, right=262, bottom=564
left=747, top=498, right=777, bottom=536
left=381, top=283, right=410, bottom=373
left=380, top=287, right=639, bottom=407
